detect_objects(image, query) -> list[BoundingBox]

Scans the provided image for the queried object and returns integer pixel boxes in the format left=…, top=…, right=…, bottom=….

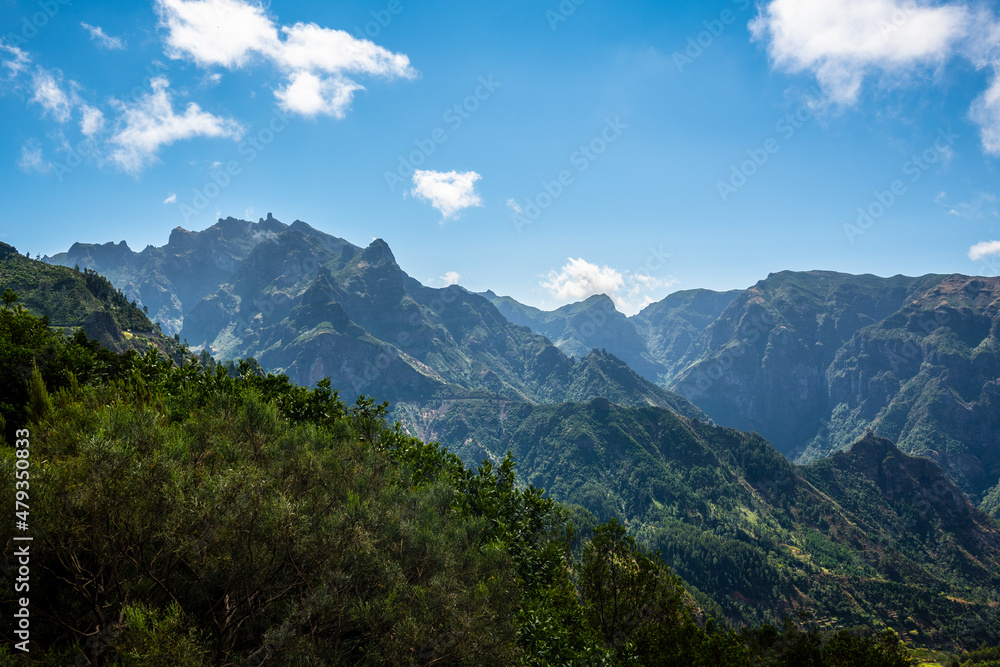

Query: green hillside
left=1, top=241, right=153, bottom=333
left=397, top=397, right=1000, bottom=649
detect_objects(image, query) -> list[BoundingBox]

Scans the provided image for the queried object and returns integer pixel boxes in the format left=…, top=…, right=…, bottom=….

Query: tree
left=2, top=288, right=17, bottom=309
left=580, top=519, right=684, bottom=649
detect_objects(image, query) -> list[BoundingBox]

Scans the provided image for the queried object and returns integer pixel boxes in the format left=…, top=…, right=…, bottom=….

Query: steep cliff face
left=814, top=276, right=1000, bottom=499
left=630, top=288, right=741, bottom=378
left=645, top=271, right=1000, bottom=506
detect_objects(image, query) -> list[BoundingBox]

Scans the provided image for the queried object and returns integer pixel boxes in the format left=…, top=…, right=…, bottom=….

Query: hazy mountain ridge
left=46, top=214, right=287, bottom=335
left=49, top=216, right=705, bottom=419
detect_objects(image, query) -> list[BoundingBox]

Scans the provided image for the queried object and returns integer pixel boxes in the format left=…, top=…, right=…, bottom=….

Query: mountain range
left=17, top=214, right=1000, bottom=649
left=46, top=218, right=1000, bottom=515
left=488, top=271, right=1000, bottom=512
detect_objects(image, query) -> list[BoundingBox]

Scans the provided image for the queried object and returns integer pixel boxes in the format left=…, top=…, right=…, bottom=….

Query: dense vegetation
left=1, top=242, right=153, bottom=333
left=0, top=298, right=931, bottom=665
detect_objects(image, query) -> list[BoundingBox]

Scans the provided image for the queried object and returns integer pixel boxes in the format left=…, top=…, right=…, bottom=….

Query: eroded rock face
left=648, top=271, right=1000, bottom=504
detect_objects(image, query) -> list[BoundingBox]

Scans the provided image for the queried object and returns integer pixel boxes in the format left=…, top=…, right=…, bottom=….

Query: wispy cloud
left=0, top=42, right=30, bottom=78
left=30, top=67, right=78, bottom=123
left=17, top=140, right=51, bottom=174
left=410, top=169, right=483, bottom=221
left=164, top=193, right=178, bottom=204
left=969, top=240, right=1000, bottom=261
left=81, top=22, right=126, bottom=50
left=108, top=77, right=244, bottom=174
left=154, top=0, right=416, bottom=117
left=969, top=71, right=1000, bottom=155
left=946, top=192, right=999, bottom=219
left=80, top=104, right=105, bottom=136
left=441, top=271, right=462, bottom=286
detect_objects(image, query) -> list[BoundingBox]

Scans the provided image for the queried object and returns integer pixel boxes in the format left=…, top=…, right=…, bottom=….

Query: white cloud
left=80, top=104, right=105, bottom=136
left=17, top=141, right=51, bottom=173
left=276, top=22, right=414, bottom=77
left=751, top=1, right=1000, bottom=155
left=441, top=271, right=461, bottom=286
left=410, top=170, right=483, bottom=220
left=542, top=258, right=625, bottom=302
left=200, top=72, right=223, bottom=88
left=969, top=240, right=1000, bottom=260
left=81, top=22, right=126, bottom=50
left=750, top=0, right=970, bottom=105
left=154, top=0, right=415, bottom=117
left=274, top=71, right=363, bottom=117
left=30, top=67, right=77, bottom=122
left=164, top=193, right=177, bottom=204
left=155, top=0, right=277, bottom=67
left=541, top=258, right=679, bottom=315
left=109, top=77, right=244, bottom=174
left=970, top=69, right=1000, bottom=155
left=506, top=199, right=523, bottom=214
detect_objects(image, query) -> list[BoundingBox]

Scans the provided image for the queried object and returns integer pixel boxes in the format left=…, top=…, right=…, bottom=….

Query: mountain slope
left=400, top=396, right=1000, bottom=648
left=0, top=241, right=186, bottom=356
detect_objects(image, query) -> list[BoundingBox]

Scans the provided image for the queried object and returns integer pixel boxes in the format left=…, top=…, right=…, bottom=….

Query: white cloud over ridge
left=542, top=258, right=624, bottom=302
left=540, top=258, right=678, bottom=315
left=154, top=0, right=416, bottom=116
left=109, top=77, right=244, bottom=174
left=410, top=170, right=483, bottom=221
left=751, top=0, right=1000, bottom=154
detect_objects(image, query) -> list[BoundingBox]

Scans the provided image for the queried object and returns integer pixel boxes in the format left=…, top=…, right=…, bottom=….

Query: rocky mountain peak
left=361, top=238, right=398, bottom=266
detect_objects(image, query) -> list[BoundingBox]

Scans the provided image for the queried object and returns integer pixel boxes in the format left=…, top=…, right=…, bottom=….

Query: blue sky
left=2, top=0, right=1000, bottom=314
